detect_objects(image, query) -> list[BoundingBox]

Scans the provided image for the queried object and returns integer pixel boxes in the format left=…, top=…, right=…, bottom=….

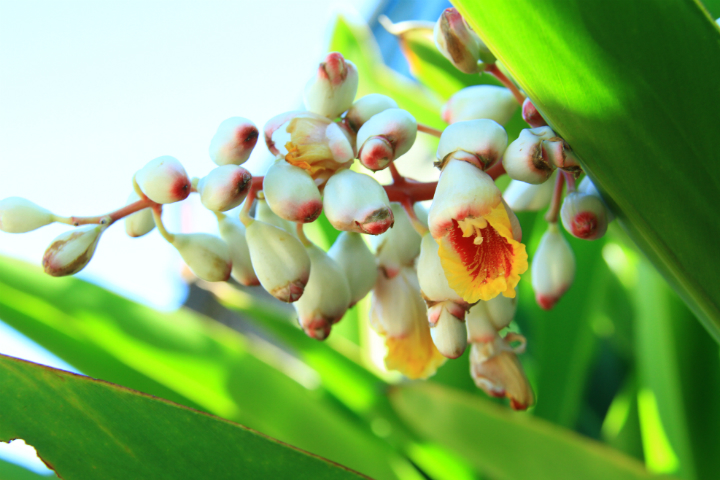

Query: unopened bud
left=442, top=86, right=517, bottom=126
left=578, top=176, right=615, bottom=221
left=357, top=108, right=417, bottom=171
left=323, top=170, right=393, bottom=235
left=170, top=233, right=232, bottom=282
left=428, top=301, right=467, bottom=359
left=502, top=176, right=555, bottom=212
left=543, top=138, right=581, bottom=174
left=372, top=203, right=421, bottom=278
left=0, top=197, right=54, bottom=233
left=263, top=160, right=322, bottom=223
left=560, top=192, right=609, bottom=240
left=328, top=232, right=378, bottom=306
left=135, top=156, right=191, bottom=204
left=245, top=220, right=311, bottom=302
left=436, top=119, right=508, bottom=170
left=521, top=98, right=547, bottom=127
left=502, top=127, right=557, bottom=184
left=304, top=52, right=359, bottom=119
left=197, top=165, right=252, bottom=212
left=345, top=94, right=398, bottom=132
left=294, top=244, right=351, bottom=340
left=470, top=335, right=534, bottom=410
left=124, top=192, right=155, bottom=237
left=43, top=224, right=105, bottom=276
left=209, top=117, right=259, bottom=166
left=255, top=198, right=297, bottom=237
left=217, top=215, right=258, bottom=286
left=417, top=233, right=464, bottom=303
left=434, top=8, right=494, bottom=74
left=532, top=223, right=575, bottom=310
left=466, top=294, right=517, bottom=343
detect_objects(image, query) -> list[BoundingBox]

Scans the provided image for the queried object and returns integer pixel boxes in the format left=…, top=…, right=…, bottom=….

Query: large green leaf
left=453, top=0, right=720, bottom=340
left=0, top=354, right=365, bottom=480
left=390, top=382, right=670, bottom=480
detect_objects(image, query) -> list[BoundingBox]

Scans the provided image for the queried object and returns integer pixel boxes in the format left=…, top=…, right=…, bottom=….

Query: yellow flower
left=429, top=159, right=527, bottom=303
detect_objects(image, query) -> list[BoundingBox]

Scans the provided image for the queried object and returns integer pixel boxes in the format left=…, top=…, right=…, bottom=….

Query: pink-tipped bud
left=502, top=127, right=558, bottom=184
left=578, top=176, right=615, bottom=221
left=502, top=176, right=555, bottom=212
left=323, top=169, right=393, bottom=235
left=560, top=192, right=609, bottom=240
left=543, top=138, right=581, bottom=174
left=436, top=119, right=508, bottom=170
left=0, top=197, right=54, bottom=233
left=470, top=335, right=534, bottom=410
left=442, top=85, right=517, bottom=126
left=532, top=223, right=575, bottom=310
left=345, top=94, right=398, bottom=132
left=304, top=52, right=359, bottom=119
left=124, top=192, right=155, bottom=238
left=134, top=156, right=191, bottom=204
left=294, top=244, right=351, bottom=340
left=328, top=232, right=378, bottom=306
left=170, top=233, right=232, bottom=282
left=522, top=98, right=547, bottom=127
left=263, top=160, right=322, bottom=223
left=428, top=301, right=467, bottom=359
left=434, top=8, right=494, bottom=74
left=357, top=108, right=417, bottom=171
left=371, top=203, right=421, bottom=279
left=197, top=165, right=252, bottom=212
left=43, top=224, right=106, bottom=277
left=217, top=215, right=258, bottom=286
left=209, top=117, right=259, bottom=166
left=245, top=220, right=311, bottom=302
left=466, top=295, right=518, bottom=343
left=417, top=233, right=464, bottom=303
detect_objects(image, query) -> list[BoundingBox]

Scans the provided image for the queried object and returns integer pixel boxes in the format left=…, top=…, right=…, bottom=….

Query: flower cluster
left=0, top=7, right=616, bottom=411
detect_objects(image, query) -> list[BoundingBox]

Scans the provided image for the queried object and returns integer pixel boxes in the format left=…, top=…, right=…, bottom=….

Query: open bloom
left=428, top=159, right=527, bottom=303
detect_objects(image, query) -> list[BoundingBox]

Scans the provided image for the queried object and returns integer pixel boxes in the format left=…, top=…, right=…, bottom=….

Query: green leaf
left=390, top=382, right=670, bottom=480
left=453, top=0, right=720, bottom=340
left=0, top=457, right=57, bottom=480
left=0, top=354, right=366, bottom=480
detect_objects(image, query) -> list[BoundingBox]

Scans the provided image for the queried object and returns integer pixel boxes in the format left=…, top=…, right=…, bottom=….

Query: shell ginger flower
left=428, top=159, right=527, bottom=303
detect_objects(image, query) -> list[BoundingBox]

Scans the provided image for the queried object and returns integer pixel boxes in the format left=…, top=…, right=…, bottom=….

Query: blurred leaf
left=454, top=0, right=720, bottom=341
left=601, top=375, right=644, bottom=462
left=0, top=255, right=406, bottom=480
left=0, top=354, right=366, bottom=480
left=391, top=382, right=669, bottom=480
left=0, top=457, right=57, bottom=480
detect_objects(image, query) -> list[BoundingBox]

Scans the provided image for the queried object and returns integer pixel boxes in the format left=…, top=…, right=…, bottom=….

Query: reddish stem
left=69, top=198, right=157, bottom=226
left=417, top=123, right=443, bottom=138
left=563, top=170, right=577, bottom=192
left=545, top=172, right=566, bottom=223
left=388, top=162, right=403, bottom=183
left=486, top=64, right=526, bottom=104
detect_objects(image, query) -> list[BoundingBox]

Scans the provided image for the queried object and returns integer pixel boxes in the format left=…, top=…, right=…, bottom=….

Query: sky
left=0, top=0, right=375, bottom=474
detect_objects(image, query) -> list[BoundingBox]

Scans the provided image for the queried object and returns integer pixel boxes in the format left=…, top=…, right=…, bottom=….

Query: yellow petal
left=384, top=323, right=447, bottom=380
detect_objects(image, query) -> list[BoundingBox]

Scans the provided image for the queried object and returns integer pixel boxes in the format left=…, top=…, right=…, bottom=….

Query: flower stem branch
left=545, top=172, right=566, bottom=223
left=54, top=197, right=157, bottom=227
left=563, top=170, right=577, bottom=192
left=152, top=206, right=175, bottom=243
left=417, top=123, right=443, bottom=138
left=486, top=64, right=526, bottom=104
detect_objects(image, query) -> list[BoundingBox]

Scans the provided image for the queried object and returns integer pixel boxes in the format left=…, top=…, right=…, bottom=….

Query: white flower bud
left=294, top=244, right=351, bottom=340
left=560, top=192, right=609, bottom=240
left=43, top=224, right=105, bottom=277
left=197, top=165, right=252, bottom=212
left=245, top=220, right=311, bottom=302
left=434, top=8, right=494, bottom=74
left=372, top=203, right=421, bottom=278
left=208, top=117, right=259, bottom=166
left=442, top=86, right=518, bottom=126
left=466, top=294, right=517, bottom=343
left=328, top=232, right=378, bottom=306
left=255, top=198, right=297, bottom=237
left=323, top=170, right=393, bottom=235
left=578, top=176, right=615, bottom=222
left=532, top=223, right=575, bottom=310
left=0, top=197, right=54, bottom=233
left=170, top=233, right=232, bottom=282
left=417, top=233, right=463, bottom=303
left=436, top=119, right=508, bottom=170
left=263, top=160, right=322, bottom=223
left=264, top=110, right=304, bottom=156
left=502, top=177, right=555, bottom=212
left=134, top=156, right=191, bottom=204
left=217, top=215, right=258, bottom=286
left=356, top=108, right=417, bottom=171
left=304, top=52, right=359, bottom=119
left=502, top=127, right=557, bottom=184
left=124, top=192, right=155, bottom=238
left=428, top=301, right=467, bottom=359
left=521, top=98, right=547, bottom=128
left=345, top=94, right=398, bottom=132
